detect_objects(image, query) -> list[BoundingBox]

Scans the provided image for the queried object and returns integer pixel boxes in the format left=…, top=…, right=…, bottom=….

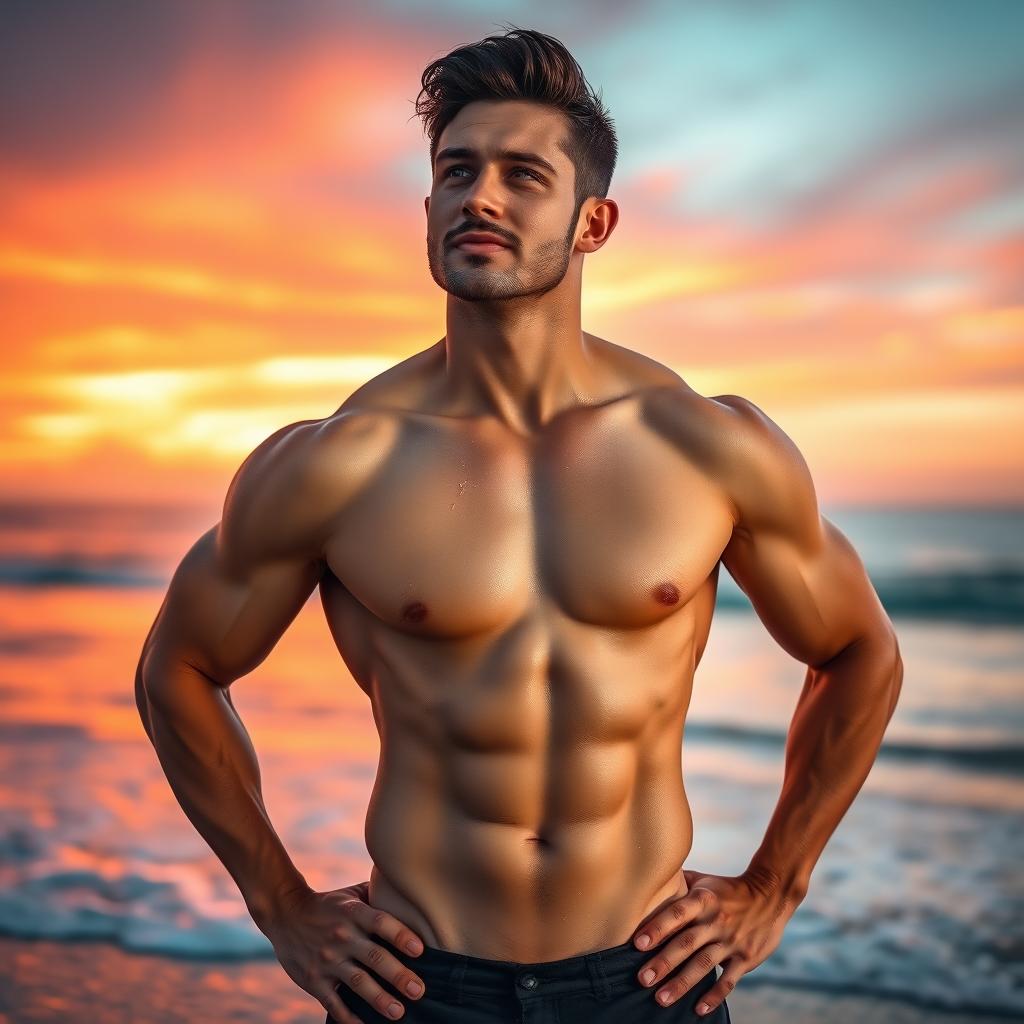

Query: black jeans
left=329, top=934, right=731, bottom=1023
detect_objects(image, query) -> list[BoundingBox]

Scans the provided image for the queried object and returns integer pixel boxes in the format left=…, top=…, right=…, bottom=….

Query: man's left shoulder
left=638, top=380, right=750, bottom=462
left=707, top=395, right=821, bottom=538
left=649, top=389, right=805, bottom=465
left=642, top=387, right=816, bottom=527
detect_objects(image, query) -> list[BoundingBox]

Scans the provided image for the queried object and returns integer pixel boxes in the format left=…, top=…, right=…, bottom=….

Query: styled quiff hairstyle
left=413, top=25, right=618, bottom=220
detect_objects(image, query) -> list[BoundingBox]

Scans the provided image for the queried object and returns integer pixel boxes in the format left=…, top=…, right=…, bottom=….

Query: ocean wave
left=686, top=720, right=1024, bottom=775
left=0, top=859, right=274, bottom=959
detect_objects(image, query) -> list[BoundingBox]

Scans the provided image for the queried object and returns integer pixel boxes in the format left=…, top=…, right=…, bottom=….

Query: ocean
left=0, top=501, right=1021, bottom=1017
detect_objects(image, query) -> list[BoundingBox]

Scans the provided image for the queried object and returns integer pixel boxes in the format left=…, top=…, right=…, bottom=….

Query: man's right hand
left=260, top=881, right=427, bottom=1023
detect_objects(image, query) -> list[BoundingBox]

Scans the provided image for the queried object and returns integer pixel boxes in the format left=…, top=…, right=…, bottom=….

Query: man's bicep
left=716, top=396, right=891, bottom=667
left=722, top=513, right=890, bottom=667
left=143, top=523, right=323, bottom=689
left=143, top=422, right=326, bottom=689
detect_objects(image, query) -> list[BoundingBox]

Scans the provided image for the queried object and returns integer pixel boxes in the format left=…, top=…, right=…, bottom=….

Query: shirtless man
left=135, top=27, right=903, bottom=1024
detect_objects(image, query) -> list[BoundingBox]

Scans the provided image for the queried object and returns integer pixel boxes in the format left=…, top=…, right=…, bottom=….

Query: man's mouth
left=454, top=241, right=509, bottom=254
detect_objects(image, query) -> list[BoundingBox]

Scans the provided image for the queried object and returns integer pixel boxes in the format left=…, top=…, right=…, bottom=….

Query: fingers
left=353, top=901, right=425, bottom=957
left=636, top=921, right=717, bottom=991
left=633, top=886, right=717, bottom=950
left=321, top=896, right=426, bottom=1021
left=335, top=957, right=410, bottom=1020
left=354, top=931, right=426, bottom=1001
left=651, top=941, right=729, bottom=1008
left=317, top=977, right=365, bottom=1024
left=694, top=957, right=744, bottom=1017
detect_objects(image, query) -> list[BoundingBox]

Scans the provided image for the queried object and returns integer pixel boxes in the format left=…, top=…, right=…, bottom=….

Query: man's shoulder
left=298, top=342, right=444, bottom=465
left=639, top=376, right=748, bottom=453
left=329, top=340, right=443, bottom=418
left=226, top=358, right=430, bottom=548
left=643, top=381, right=788, bottom=452
left=640, top=385, right=810, bottom=527
left=590, top=335, right=744, bottom=419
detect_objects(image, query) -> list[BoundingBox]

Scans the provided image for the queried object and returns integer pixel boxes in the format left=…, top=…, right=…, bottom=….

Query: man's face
left=424, top=99, right=583, bottom=302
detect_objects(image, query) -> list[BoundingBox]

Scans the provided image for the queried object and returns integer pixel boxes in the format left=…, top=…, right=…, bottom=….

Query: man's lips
left=454, top=240, right=510, bottom=253
left=451, top=232, right=512, bottom=249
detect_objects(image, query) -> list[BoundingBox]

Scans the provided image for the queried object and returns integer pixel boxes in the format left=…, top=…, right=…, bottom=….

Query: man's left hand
left=631, top=867, right=801, bottom=1016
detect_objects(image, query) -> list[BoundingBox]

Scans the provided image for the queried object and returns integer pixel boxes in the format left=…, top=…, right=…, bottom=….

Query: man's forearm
left=136, top=655, right=310, bottom=931
left=744, top=628, right=903, bottom=903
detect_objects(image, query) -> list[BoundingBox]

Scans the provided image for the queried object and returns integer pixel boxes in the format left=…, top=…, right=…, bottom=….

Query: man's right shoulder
left=233, top=407, right=401, bottom=511
left=241, top=340, right=440, bottom=494
left=329, top=339, right=442, bottom=416
left=223, top=343, right=441, bottom=552
left=218, top=408, right=401, bottom=570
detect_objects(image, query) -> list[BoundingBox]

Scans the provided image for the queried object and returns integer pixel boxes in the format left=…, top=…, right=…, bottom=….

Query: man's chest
left=322, top=407, right=735, bottom=639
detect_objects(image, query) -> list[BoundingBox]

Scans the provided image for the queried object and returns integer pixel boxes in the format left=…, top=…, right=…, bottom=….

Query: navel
left=652, top=581, right=680, bottom=606
left=400, top=600, right=428, bottom=623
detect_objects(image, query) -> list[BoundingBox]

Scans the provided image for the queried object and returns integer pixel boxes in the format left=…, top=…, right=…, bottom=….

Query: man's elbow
left=134, top=641, right=176, bottom=742
left=887, top=635, right=904, bottom=721
left=843, top=622, right=903, bottom=721
left=135, top=657, right=154, bottom=743
left=862, top=622, right=903, bottom=721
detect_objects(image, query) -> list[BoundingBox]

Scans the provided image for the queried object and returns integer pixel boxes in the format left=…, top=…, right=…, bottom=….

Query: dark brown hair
left=413, top=25, right=618, bottom=220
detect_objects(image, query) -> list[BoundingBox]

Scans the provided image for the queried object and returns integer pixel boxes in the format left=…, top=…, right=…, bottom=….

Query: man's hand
left=259, top=880, right=428, bottom=1023
left=631, top=867, right=800, bottom=1016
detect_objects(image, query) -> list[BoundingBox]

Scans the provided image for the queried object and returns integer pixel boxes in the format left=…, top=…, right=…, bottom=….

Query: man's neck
left=440, top=311, right=601, bottom=433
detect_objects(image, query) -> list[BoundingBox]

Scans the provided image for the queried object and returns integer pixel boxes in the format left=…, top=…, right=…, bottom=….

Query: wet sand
left=1, top=937, right=1015, bottom=1023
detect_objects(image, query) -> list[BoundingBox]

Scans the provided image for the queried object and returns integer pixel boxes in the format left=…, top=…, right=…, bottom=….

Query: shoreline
left=1, top=937, right=1019, bottom=1023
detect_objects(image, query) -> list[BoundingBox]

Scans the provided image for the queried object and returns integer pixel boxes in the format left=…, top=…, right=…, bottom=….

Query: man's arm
left=137, top=417, right=340, bottom=931
left=714, top=394, right=904, bottom=904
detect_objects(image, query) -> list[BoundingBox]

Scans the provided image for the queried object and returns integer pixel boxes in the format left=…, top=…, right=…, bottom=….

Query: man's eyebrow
left=435, top=146, right=558, bottom=176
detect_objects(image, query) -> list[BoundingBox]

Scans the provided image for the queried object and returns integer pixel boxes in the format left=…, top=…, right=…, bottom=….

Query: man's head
left=414, top=26, right=619, bottom=303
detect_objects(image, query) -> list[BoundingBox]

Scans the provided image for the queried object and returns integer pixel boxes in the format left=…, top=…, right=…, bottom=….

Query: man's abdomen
left=364, top=752, right=694, bottom=962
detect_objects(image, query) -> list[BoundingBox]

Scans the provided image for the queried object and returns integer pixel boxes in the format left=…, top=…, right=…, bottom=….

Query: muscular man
left=136, top=27, right=902, bottom=1024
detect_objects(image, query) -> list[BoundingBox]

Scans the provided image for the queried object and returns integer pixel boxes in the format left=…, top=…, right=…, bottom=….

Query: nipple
left=401, top=600, right=428, bottom=623
left=652, top=581, right=680, bottom=606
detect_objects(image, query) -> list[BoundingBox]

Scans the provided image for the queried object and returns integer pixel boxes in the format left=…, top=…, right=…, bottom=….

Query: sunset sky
left=2, top=0, right=1022, bottom=506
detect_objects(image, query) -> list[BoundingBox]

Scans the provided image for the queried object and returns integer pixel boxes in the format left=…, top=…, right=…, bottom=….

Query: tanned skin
left=137, top=99, right=903, bottom=1023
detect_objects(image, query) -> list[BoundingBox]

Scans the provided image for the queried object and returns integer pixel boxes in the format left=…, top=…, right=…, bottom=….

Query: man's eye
left=443, top=166, right=540, bottom=181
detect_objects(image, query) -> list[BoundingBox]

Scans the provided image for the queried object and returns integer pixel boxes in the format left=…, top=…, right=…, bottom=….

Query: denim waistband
left=381, top=934, right=717, bottom=1000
